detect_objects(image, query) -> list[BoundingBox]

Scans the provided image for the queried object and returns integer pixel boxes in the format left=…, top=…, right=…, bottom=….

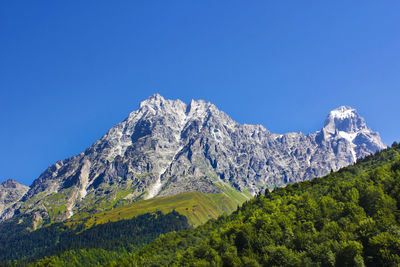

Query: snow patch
left=329, top=106, right=357, bottom=120
left=337, top=131, right=357, bottom=163
left=338, top=131, right=357, bottom=143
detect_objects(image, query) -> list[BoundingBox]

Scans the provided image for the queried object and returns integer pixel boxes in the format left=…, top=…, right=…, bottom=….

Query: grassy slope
left=68, top=190, right=244, bottom=228
left=216, top=181, right=252, bottom=204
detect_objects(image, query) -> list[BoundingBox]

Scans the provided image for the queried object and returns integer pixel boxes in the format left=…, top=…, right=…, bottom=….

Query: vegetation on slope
left=0, top=211, right=189, bottom=263
left=102, top=142, right=400, bottom=266
left=0, top=189, right=244, bottom=265
left=69, top=191, right=241, bottom=228
left=29, top=249, right=125, bottom=267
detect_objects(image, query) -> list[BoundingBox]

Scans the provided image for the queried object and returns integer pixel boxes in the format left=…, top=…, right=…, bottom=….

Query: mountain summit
left=0, top=95, right=386, bottom=223
left=321, top=105, right=385, bottom=161
left=324, top=105, right=366, bottom=133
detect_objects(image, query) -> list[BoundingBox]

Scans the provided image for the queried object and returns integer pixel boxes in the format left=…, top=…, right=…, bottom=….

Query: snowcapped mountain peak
left=320, top=106, right=386, bottom=162
left=323, top=106, right=367, bottom=134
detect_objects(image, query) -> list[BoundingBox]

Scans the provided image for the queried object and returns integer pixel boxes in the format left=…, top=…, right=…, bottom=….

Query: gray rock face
left=0, top=95, right=386, bottom=222
left=0, top=179, right=29, bottom=220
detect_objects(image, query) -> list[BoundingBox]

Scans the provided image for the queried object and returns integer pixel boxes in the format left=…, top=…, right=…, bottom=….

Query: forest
left=0, top=211, right=190, bottom=265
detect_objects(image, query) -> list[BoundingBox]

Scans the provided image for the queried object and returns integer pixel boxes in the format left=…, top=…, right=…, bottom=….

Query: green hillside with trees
left=0, top=211, right=190, bottom=264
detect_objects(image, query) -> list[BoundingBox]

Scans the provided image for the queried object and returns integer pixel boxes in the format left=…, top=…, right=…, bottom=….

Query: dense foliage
left=0, top=211, right=190, bottom=264
left=29, top=249, right=126, bottom=267
left=107, top=142, right=400, bottom=266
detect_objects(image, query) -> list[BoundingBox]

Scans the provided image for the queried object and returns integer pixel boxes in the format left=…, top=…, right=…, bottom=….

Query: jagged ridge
left=0, top=94, right=386, bottom=223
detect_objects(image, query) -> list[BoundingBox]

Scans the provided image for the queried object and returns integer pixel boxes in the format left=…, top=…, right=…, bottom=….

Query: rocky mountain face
left=0, top=179, right=29, bottom=220
left=0, top=95, right=386, bottom=223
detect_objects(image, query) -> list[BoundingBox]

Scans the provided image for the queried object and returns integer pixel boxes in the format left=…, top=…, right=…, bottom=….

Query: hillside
left=68, top=190, right=245, bottom=228
left=0, top=211, right=190, bottom=263
left=0, top=189, right=246, bottom=264
left=99, top=142, right=400, bottom=266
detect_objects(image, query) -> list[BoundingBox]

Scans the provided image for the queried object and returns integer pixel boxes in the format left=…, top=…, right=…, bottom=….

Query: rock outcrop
left=0, top=179, right=29, bottom=220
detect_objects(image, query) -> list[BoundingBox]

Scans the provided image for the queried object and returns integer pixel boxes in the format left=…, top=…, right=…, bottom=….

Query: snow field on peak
left=329, top=107, right=357, bottom=120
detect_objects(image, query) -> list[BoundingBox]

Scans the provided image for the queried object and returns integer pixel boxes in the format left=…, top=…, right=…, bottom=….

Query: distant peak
left=2, top=179, right=17, bottom=185
left=1, top=179, right=27, bottom=188
left=323, top=106, right=367, bottom=134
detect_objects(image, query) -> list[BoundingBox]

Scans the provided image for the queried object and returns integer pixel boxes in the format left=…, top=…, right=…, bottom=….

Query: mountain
left=0, top=94, right=386, bottom=224
left=0, top=179, right=29, bottom=220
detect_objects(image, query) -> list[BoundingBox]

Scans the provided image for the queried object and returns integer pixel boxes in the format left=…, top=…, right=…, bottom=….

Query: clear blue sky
left=1, top=1, right=399, bottom=185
